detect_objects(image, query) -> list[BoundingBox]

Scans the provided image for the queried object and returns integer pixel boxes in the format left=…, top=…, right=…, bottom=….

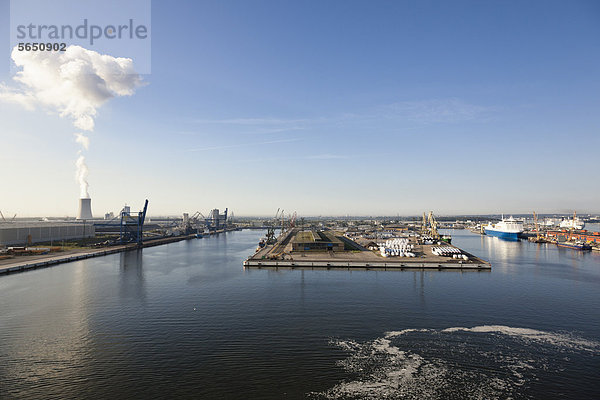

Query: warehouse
left=291, top=230, right=345, bottom=252
left=0, top=222, right=95, bottom=246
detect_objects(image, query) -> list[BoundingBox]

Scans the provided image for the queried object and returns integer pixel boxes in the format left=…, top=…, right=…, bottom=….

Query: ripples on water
left=0, top=229, right=599, bottom=399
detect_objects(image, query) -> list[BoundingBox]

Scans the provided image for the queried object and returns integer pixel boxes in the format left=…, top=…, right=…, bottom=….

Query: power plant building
left=0, top=222, right=95, bottom=246
left=77, top=198, right=93, bottom=220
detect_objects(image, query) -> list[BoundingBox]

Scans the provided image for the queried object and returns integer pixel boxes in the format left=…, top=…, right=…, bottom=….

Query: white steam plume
left=1, top=45, right=143, bottom=131
left=0, top=45, right=144, bottom=198
left=74, top=132, right=90, bottom=150
left=75, top=153, right=89, bottom=198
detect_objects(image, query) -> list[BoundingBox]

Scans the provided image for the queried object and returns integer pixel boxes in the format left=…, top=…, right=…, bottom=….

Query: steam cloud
left=74, top=132, right=90, bottom=195
left=74, top=132, right=90, bottom=150
left=75, top=153, right=89, bottom=198
left=0, top=45, right=144, bottom=198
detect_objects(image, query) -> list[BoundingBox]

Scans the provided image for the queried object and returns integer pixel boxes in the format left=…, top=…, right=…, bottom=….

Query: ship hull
left=556, top=242, right=592, bottom=250
left=484, top=229, right=520, bottom=240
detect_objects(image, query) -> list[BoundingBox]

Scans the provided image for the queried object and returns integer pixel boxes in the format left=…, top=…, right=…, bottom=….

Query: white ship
left=542, top=218, right=559, bottom=227
left=559, top=217, right=584, bottom=230
left=484, top=216, right=524, bottom=240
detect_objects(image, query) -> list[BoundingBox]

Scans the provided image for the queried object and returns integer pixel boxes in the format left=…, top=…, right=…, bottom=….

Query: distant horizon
left=4, top=211, right=599, bottom=220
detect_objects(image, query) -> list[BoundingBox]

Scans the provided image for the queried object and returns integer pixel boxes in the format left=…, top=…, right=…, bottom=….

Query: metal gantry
left=119, top=199, right=148, bottom=245
left=205, top=208, right=228, bottom=231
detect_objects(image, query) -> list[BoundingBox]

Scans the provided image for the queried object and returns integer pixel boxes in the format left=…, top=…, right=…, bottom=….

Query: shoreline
left=0, top=230, right=237, bottom=275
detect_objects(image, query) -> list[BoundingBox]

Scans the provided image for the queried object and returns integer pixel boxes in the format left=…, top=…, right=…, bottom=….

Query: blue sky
left=1, top=0, right=599, bottom=217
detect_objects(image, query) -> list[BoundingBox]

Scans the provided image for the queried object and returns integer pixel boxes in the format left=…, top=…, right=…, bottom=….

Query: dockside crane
left=569, top=211, right=577, bottom=241
left=204, top=208, right=228, bottom=231
left=182, top=211, right=206, bottom=234
left=0, top=211, right=16, bottom=222
left=533, top=211, right=541, bottom=241
left=428, top=211, right=439, bottom=239
left=119, top=199, right=148, bottom=245
left=191, top=211, right=206, bottom=221
left=265, top=208, right=280, bottom=245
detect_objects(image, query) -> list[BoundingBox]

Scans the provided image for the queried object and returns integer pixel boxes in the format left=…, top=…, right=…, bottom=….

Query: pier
left=244, top=229, right=491, bottom=270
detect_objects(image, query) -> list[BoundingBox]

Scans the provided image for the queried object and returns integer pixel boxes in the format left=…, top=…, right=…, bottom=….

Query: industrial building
left=206, top=208, right=228, bottom=231
left=291, top=230, right=345, bottom=252
left=77, top=198, right=93, bottom=220
left=0, top=222, right=95, bottom=246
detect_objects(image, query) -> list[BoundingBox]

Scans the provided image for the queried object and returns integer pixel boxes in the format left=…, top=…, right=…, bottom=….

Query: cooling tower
left=77, top=198, right=93, bottom=220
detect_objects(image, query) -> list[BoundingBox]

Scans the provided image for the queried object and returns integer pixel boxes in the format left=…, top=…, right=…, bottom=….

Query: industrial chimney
left=77, top=198, right=93, bottom=220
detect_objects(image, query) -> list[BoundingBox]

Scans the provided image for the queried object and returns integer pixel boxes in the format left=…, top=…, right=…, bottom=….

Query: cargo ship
left=546, top=229, right=600, bottom=245
left=556, top=241, right=592, bottom=251
left=484, top=216, right=524, bottom=240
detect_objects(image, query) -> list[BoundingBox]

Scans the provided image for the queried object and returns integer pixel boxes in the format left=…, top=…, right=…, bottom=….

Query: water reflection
left=486, top=236, right=523, bottom=262
left=0, top=261, right=93, bottom=397
left=413, top=270, right=425, bottom=306
left=119, top=250, right=145, bottom=301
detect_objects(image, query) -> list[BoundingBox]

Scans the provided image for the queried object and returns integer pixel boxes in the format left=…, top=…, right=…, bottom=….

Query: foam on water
left=440, top=325, right=600, bottom=352
left=310, top=326, right=600, bottom=399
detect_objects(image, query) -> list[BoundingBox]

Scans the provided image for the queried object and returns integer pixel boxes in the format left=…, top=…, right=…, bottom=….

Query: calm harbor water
left=1, top=228, right=599, bottom=399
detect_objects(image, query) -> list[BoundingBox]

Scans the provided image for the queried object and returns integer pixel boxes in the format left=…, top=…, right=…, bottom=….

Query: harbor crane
left=427, top=211, right=440, bottom=239
left=181, top=211, right=205, bottom=234
left=119, top=199, right=149, bottom=245
left=533, top=211, right=541, bottom=241
left=191, top=211, right=206, bottom=222
left=569, top=211, right=577, bottom=241
left=205, top=208, right=228, bottom=231
left=529, top=211, right=546, bottom=243
left=265, top=208, right=280, bottom=245
left=0, top=211, right=16, bottom=222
